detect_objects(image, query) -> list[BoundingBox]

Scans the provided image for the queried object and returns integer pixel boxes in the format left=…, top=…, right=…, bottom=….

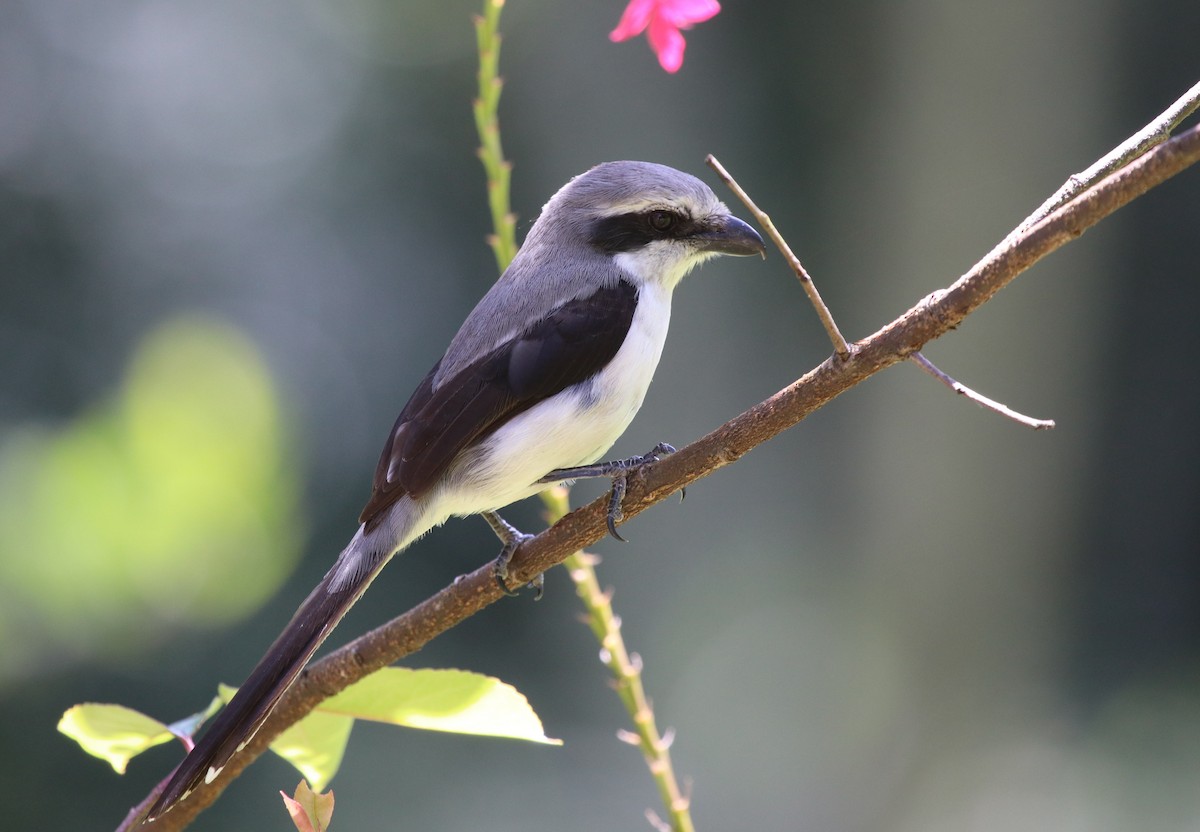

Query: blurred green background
left=2, top=0, right=1198, bottom=829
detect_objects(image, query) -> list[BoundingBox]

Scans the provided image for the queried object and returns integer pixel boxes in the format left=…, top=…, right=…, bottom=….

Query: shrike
left=147, top=160, right=764, bottom=820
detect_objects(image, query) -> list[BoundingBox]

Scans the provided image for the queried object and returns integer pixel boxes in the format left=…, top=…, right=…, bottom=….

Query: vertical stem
left=472, top=6, right=696, bottom=828
left=473, top=0, right=518, bottom=272
left=541, top=489, right=696, bottom=832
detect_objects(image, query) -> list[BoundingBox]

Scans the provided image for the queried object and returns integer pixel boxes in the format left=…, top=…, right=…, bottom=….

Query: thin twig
left=910, top=352, right=1056, bottom=430
left=1015, top=79, right=1200, bottom=235
left=708, top=155, right=1056, bottom=431
left=705, top=154, right=851, bottom=359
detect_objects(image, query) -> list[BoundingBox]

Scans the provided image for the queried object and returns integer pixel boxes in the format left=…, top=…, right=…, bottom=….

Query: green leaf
left=256, top=668, right=560, bottom=789
left=281, top=780, right=334, bottom=832
left=270, top=707, right=355, bottom=791
left=62, top=667, right=556, bottom=790
left=58, top=703, right=175, bottom=774
left=322, top=668, right=561, bottom=743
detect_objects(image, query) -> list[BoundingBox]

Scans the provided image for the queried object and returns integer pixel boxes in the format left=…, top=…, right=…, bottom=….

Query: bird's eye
left=647, top=210, right=676, bottom=232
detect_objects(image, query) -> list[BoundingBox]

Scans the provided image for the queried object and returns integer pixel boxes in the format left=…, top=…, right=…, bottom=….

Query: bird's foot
left=482, top=510, right=542, bottom=600
left=539, top=442, right=683, bottom=542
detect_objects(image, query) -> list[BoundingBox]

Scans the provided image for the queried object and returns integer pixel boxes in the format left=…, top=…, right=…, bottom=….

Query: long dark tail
left=146, top=498, right=424, bottom=821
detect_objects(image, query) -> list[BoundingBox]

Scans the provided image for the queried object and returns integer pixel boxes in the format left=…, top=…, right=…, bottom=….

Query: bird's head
left=532, top=160, right=766, bottom=290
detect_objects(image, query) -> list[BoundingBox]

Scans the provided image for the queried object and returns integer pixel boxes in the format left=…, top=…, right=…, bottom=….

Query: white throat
left=614, top=243, right=714, bottom=292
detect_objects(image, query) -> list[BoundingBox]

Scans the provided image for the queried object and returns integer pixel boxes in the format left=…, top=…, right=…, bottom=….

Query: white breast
left=431, top=281, right=674, bottom=519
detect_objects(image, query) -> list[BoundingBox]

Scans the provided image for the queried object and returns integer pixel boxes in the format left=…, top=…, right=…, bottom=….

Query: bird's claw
left=607, top=474, right=628, bottom=542
left=492, top=533, right=543, bottom=598
left=603, top=442, right=680, bottom=542
left=484, top=510, right=541, bottom=599
left=537, top=442, right=683, bottom=544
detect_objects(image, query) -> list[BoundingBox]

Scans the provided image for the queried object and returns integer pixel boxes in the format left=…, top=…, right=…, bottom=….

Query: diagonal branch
left=129, top=118, right=1200, bottom=831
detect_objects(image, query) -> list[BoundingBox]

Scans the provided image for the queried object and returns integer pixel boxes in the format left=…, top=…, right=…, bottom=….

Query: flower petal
left=647, top=16, right=687, bottom=73
left=610, top=0, right=656, bottom=41
left=658, top=0, right=721, bottom=27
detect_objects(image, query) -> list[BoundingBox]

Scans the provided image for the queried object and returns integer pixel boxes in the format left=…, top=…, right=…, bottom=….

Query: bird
left=145, top=160, right=765, bottom=820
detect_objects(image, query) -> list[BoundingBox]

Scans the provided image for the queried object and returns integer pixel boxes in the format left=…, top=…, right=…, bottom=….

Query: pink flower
left=609, top=0, right=721, bottom=73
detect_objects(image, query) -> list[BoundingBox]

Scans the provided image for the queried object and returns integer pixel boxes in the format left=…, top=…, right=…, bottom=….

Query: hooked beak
left=696, top=214, right=766, bottom=258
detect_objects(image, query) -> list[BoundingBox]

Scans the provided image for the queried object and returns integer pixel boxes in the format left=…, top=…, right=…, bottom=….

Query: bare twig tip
left=911, top=353, right=1056, bottom=430
left=704, top=154, right=851, bottom=355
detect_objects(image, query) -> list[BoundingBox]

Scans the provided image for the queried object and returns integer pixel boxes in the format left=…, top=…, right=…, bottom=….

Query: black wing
left=359, top=279, right=638, bottom=526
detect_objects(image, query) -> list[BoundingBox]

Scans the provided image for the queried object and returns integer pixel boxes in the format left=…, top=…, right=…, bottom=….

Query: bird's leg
left=538, top=442, right=682, bottom=542
left=482, top=510, right=543, bottom=599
